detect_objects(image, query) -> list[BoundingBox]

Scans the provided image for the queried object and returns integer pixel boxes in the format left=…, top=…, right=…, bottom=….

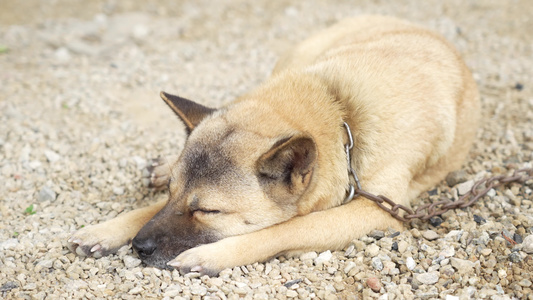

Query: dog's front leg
left=169, top=197, right=404, bottom=276
left=68, top=200, right=166, bottom=258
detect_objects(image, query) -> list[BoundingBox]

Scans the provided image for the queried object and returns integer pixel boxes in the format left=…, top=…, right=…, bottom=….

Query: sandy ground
left=1, top=0, right=532, bottom=299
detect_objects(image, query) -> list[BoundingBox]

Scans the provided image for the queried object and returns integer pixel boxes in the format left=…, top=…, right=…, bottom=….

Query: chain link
left=342, top=123, right=533, bottom=222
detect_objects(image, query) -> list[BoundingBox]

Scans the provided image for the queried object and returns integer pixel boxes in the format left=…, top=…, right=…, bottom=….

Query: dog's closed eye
left=192, top=209, right=221, bottom=215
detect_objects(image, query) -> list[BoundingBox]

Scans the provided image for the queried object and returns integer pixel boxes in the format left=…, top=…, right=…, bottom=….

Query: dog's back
left=273, top=15, right=480, bottom=199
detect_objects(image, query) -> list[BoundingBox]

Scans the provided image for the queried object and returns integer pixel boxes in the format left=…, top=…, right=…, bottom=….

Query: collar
left=343, top=122, right=362, bottom=203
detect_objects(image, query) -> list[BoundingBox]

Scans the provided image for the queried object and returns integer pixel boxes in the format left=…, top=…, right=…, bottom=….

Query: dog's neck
left=238, top=70, right=360, bottom=214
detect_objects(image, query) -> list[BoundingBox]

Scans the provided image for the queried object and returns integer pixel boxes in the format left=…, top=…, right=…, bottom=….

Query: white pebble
left=406, top=257, right=416, bottom=270
left=123, top=256, right=142, bottom=268
left=365, top=244, right=380, bottom=257
left=44, top=150, right=61, bottom=163
left=314, top=250, right=332, bottom=265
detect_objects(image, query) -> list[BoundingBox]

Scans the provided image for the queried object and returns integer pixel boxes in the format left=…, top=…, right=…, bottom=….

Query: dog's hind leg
left=68, top=200, right=166, bottom=258
left=143, top=155, right=179, bottom=190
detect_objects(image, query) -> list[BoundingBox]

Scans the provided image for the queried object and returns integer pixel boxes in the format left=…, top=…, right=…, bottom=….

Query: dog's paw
left=67, top=223, right=130, bottom=258
left=167, top=238, right=241, bottom=277
left=142, top=156, right=178, bottom=190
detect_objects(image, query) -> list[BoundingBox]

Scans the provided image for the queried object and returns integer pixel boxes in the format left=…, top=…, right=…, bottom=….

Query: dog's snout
left=132, top=236, right=157, bottom=257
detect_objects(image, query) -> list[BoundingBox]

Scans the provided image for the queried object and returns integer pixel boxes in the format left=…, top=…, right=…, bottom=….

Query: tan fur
left=68, top=16, right=479, bottom=275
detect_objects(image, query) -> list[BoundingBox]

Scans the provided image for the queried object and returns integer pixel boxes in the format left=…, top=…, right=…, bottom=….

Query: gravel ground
left=1, top=0, right=532, bottom=299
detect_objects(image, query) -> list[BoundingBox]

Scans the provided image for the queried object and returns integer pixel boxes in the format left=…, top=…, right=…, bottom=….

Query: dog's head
left=132, top=91, right=318, bottom=269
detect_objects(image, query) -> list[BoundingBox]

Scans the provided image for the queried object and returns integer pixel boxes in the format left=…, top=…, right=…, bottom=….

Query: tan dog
left=68, top=15, right=480, bottom=275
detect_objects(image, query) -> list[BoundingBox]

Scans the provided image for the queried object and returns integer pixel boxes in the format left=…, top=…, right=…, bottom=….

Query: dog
left=68, top=15, right=480, bottom=276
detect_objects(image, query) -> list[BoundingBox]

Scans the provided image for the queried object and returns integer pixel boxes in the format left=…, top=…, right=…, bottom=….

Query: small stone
left=519, top=279, right=532, bottom=287
left=344, top=244, right=355, bottom=257
left=450, top=257, right=475, bottom=274
left=406, top=257, right=416, bottom=270
left=371, top=257, right=383, bottom=271
left=37, top=186, right=56, bottom=202
left=368, top=230, right=385, bottom=240
left=513, top=233, right=523, bottom=244
left=480, top=248, right=492, bottom=256
left=344, top=262, right=356, bottom=274
left=473, top=215, right=486, bottom=224
left=523, top=235, right=533, bottom=253
left=128, top=286, right=144, bottom=294
left=113, top=187, right=125, bottom=195
left=44, top=150, right=61, bottom=163
left=132, top=156, right=147, bottom=169
left=365, top=244, right=380, bottom=257
left=391, top=242, right=398, bottom=251
left=286, top=290, right=298, bottom=298
left=415, top=271, right=439, bottom=285
left=457, top=180, right=475, bottom=195
left=0, top=282, right=18, bottom=292
left=284, top=279, right=302, bottom=288
left=54, top=47, right=71, bottom=61
left=508, top=252, right=522, bottom=263
left=123, top=256, right=141, bottom=268
left=397, top=241, right=409, bottom=253
left=445, top=230, right=463, bottom=242
left=314, top=250, right=332, bottom=264
left=439, top=246, right=455, bottom=258
left=190, top=285, right=207, bottom=296
left=429, top=216, right=443, bottom=227
left=1, top=238, right=19, bottom=250
left=366, top=277, right=381, bottom=292
left=422, top=230, right=439, bottom=241
left=132, top=24, right=150, bottom=39
left=445, top=170, right=468, bottom=187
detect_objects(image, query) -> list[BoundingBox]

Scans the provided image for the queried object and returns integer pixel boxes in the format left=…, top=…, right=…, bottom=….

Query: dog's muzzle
left=131, top=207, right=220, bottom=269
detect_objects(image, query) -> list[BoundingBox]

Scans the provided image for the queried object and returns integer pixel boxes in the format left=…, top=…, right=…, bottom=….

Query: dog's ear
left=257, top=135, right=317, bottom=202
left=160, top=91, right=215, bottom=134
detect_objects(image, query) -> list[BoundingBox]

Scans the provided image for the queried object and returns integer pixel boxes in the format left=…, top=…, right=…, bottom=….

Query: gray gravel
left=1, top=0, right=533, bottom=299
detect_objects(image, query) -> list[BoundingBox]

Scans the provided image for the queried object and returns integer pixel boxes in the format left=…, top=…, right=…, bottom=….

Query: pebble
left=450, top=258, right=475, bottom=274
left=523, top=235, right=533, bottom=253
left=406, top=257, right=416, bottom=270
left=123, top=256, right=142, bottom=268
left=366, top=277, right=381, bottom=292
left=445, top=170, right=468, bottom=186
left=415, top=271, right=440, bottom=285
left=422, top=230, right=439, bottom=241
left=44, top=150, right=61, bottom=163
left=457, top=180, right=475, bottom=195
left=365, top=244, right=380, bottom=257
left=54, top=47, right=71, bottom=61
left=508, top=252, right=522, bottom=263
left=37, top=186, right=56, bottom=202
left=314, top=250, right=332, bottom=265
left=439, top=246, right=455, bottom=257
left=113, top=187, right=125, bottom=195
left=371, top=257, right=383, bottom=271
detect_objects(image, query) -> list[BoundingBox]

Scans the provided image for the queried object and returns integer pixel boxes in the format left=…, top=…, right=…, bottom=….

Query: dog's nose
left=132, top=237, right=157, bottom=257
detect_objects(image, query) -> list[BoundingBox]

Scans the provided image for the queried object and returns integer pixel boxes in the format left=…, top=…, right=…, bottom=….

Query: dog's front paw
left=142, top=156, right=178, bottom=190
left=68, top=223, right=131, bottom=258
left=167, top=238, right=241, bottom=276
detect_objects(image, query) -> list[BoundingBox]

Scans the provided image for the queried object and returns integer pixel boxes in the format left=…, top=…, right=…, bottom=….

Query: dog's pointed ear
left=160, top=91, right=215, bottom=134
left=257, top=135, right=317, bottom=201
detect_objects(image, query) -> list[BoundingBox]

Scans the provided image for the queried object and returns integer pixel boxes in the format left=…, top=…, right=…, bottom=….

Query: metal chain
left=342, top=123, right=533, bottom=222
left=343, top=122, right=361, bottom=203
